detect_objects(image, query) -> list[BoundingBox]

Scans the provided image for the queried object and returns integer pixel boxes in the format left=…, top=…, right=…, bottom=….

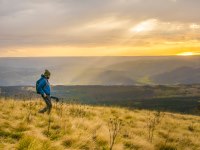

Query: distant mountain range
left=152, top=66, right=200, bottom=84
left=0, top=56, right=200, bottom=86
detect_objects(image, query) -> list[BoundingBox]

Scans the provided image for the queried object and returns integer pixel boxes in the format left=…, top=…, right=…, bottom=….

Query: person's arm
left=37, top=79, right=46, bottom=96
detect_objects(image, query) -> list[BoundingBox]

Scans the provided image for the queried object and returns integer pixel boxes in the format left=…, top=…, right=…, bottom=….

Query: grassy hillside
left=0, top=99, right=200, bottom=150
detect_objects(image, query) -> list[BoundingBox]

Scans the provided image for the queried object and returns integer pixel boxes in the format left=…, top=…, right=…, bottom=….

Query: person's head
left=44, top=69, right=51, bottom=79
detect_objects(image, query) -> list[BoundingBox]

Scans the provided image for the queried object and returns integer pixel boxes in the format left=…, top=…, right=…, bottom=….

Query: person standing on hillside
left=36, top=70, right=52, bottom=114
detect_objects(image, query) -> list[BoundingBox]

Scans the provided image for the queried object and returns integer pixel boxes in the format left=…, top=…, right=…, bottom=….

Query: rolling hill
left=1, top=56, right=200, bottom=85
left=152, top=67, right=200, bottom=84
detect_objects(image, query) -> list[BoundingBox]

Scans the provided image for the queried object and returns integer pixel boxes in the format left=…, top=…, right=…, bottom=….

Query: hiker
left=36, top=70, right=52, bottom=114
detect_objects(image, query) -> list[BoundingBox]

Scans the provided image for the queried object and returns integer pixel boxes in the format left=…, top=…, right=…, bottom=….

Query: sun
left=177, top=52, right=196, bottom=56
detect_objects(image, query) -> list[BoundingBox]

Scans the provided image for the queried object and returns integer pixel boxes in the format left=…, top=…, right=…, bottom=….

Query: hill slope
left=152, top=67, right=200, bottom=84
left=0, top=99, right=200, bottom=150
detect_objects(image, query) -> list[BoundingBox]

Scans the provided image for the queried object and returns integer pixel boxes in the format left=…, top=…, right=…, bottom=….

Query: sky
left=0, top=0, right=200, bottom=57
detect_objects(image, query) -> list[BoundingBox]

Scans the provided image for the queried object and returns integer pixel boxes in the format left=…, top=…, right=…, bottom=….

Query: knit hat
left=44, top=69, right=51, bottom=77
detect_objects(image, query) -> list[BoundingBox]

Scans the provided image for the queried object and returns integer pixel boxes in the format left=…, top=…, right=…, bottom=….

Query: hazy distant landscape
left=1, top=56, right=200, bottom=86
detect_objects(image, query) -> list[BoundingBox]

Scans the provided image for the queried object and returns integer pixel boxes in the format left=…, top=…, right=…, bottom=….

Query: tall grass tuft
left=17, top=136, right=60, bottom=150
left=108, top=117, right=122, bottom=150
left=147, top=111, right=165, bottom=142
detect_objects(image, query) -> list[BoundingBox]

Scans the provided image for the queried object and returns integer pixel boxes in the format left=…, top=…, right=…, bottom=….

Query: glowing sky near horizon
left=0, top=0, right=200, bottom=57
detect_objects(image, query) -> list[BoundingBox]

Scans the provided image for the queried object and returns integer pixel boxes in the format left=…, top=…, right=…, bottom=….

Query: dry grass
left=0, top=98, right=200, bottom=150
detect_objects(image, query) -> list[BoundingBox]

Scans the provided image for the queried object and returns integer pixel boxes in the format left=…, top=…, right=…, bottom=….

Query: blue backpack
left=36, top=78, right=47, bottom=94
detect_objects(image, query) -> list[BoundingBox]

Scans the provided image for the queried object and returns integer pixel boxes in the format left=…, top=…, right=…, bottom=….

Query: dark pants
left=39, top=95, right=52, bottom=114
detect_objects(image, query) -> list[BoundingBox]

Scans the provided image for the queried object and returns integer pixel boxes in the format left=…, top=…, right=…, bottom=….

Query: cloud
left=130, top=19, right=158, bottom=33
left=190, top=23, right=200, bottom=29
left=0, top=0, right=200, bottom=56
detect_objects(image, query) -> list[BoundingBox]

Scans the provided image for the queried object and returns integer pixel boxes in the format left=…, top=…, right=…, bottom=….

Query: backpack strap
left=43, top=78, right=48, bottom=89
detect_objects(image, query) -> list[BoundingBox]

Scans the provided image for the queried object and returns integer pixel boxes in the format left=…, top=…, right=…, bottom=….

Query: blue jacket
left=37, top=75, right=51, bottom=95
